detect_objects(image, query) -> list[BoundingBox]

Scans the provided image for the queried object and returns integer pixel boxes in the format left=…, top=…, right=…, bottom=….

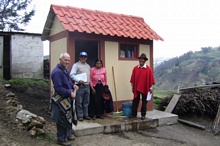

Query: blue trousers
left=57, top=123, right=71, bottom=142
left=76, top=84, right=90, bottom=118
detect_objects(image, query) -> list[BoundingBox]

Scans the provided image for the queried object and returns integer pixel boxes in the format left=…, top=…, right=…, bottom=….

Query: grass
left=153, top=90, right=176, bottom=108
left=8, top=78, right=49, bottom=91
left=153, top=90, right=176, bottom=99
left=37, top=134, right=55, bottom=142
left=153, top=97, right=161, bottom=107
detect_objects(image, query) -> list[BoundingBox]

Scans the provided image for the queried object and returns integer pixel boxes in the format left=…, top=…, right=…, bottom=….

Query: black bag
left=103, top=85, right=114, bottom=113
left=52, top=93, right=74, bottom=125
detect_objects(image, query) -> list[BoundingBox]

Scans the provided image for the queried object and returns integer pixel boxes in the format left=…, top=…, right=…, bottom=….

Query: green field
left=153, top=90, right=176, bottom=99
left=153, top=90, right=176, bottom=108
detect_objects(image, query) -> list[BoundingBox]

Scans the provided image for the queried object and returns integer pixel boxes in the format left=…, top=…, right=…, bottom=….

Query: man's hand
left=71, top=85, right=78, bottom=99
left=71, top=91, right=76, bottom=99
left=91, top=87, right=96, bottom=94
left=73, top=85, right=79, bottom=91
left=149, top=87, right=153, bottom=93
left=78, top=80, right=85, bottom=84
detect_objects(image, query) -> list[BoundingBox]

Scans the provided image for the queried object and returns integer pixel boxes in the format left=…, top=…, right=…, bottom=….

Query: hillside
left=154, top=57, right=172, bottom=68
left=154, top=46, right=220, bottom=90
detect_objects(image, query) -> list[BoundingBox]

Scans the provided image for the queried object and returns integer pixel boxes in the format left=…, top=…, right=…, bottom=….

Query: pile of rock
left=16, top=109, right=46, bottom=137
left=3, top=84, right=46, bottom=137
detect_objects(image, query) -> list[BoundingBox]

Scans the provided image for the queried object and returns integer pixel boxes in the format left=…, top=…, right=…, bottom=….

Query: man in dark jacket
left=51, top=52, right=78, bottom=146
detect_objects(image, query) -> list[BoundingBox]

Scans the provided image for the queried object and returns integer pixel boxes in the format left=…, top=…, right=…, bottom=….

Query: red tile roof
left=42, top=4, right=163, bottom=41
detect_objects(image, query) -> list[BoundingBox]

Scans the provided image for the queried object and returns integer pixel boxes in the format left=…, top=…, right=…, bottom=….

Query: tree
left=0, top=0, right=35, bottom=31
left=201, top=47, right=212, bottom=54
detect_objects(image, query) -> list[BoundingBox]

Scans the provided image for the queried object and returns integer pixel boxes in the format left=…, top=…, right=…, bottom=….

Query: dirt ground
left=0, top=80, right=220, bottom=146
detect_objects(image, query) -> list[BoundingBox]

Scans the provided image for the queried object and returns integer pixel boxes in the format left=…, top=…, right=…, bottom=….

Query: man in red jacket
left=130, top=53, right=155, bottom=120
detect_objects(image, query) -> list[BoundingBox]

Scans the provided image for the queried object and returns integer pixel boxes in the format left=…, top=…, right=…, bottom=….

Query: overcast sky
left=26, top=0, right=220, bottom=58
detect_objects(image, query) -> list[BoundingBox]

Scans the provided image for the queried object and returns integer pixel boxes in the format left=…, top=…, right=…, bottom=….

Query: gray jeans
left=76, top=84, right=90, bottom=118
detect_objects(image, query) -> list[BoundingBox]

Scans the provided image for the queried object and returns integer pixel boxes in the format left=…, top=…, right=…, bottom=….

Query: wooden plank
left=165, top=94, right=181, bottom=113
left=212, top=104, right=220, bottom=134
left=180, top=84, right=220, bottom=91
left=178, top=119, right=206, bottom=130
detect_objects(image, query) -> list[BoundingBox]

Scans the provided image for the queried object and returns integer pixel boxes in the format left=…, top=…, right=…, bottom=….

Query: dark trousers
left=89, top=84, right=104, bottom=116
left=56, top=123, right=71, bottom=142
left=132, top=93, right=148, bottom=117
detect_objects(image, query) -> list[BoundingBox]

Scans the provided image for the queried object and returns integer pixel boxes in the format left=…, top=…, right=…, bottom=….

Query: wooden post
left=178, top=119, right=206, bottom=130
left=165, top=94, right=181, bottom=113
left=212, top=104, right=220, bottom=134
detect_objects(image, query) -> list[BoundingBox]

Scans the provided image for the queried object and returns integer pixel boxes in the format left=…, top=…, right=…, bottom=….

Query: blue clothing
left=56, top=123, right=71, bottom=143
left=76, top=84, right=90, bottom=118
left=51, top=64, right=73, bottom=98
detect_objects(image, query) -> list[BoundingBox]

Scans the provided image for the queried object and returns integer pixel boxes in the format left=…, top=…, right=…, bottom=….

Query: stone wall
left=11, top=34, right=43, bottom=78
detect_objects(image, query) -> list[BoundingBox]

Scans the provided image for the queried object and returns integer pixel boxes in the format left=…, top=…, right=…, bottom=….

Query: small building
left=0, top=32, right=43, bottom=79
left=42, top=4, right=163, bottom=111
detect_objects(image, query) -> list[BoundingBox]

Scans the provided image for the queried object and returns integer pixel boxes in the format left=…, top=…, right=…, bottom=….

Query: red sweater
left=130, top=65, right=155, bottom=98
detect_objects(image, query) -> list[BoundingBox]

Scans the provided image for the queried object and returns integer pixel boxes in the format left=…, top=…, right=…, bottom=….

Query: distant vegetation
left=154, top=46, right=220, bottom=90
left=153, top=90, right=176, bottom=108
left=153, top=90, right=176, bottom=99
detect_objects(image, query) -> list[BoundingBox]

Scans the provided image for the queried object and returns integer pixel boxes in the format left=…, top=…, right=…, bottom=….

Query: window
left=119, top=44, right=138, bottom=60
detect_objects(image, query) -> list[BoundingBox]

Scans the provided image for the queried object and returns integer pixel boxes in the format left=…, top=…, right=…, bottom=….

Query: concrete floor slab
left=145, top=110, right=178, bottom=126
left=73, top=110, right=178, bottom=136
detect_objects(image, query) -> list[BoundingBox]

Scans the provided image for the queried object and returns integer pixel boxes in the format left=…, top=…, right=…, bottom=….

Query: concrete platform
left=73, top=110, right=178, bottom=137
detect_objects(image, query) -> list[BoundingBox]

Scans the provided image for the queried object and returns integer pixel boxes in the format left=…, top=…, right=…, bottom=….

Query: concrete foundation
left=73, top=110, right=178, bottom=137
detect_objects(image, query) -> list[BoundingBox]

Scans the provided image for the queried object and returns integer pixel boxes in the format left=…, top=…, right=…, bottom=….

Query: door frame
left=75, top=40, right=100, bottom=67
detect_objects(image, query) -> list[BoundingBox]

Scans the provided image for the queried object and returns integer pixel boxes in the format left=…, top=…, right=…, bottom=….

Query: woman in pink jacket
left=89, top=59, right=107, bottom=119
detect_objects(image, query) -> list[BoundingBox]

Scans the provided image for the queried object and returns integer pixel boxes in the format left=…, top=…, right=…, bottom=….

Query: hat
left=138, top=53, right=148, bottom=60
left=79, top=52, right=88, bottom=57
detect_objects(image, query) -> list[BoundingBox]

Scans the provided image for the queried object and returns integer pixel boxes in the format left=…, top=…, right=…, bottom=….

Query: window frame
left=118, top=43, right=139, bottom=60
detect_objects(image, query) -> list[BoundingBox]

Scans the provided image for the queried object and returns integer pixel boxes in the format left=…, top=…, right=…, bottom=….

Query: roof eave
left=41, top=7, right=55, bottom=41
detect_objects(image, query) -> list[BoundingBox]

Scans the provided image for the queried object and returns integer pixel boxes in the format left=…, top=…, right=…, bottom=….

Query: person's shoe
left=92, top=115, right=96, bottom=120
left=67, top=135, right=75, bottom=141
left=129, top=115, right=136, bottom=118
left=71, top=129, right=75, bottom=134
left=78, top=117, right=83, bottom=121
left=83, top=116, right=91, bottom=120
left=141, top=116, right=145, bottom=120
left=96, top=115, right=104, bottom=119
left=57, top=141, right=71, bottom=146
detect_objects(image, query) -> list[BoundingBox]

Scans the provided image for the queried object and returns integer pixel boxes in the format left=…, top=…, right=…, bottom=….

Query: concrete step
left=73, top=110, right=178, bottom=137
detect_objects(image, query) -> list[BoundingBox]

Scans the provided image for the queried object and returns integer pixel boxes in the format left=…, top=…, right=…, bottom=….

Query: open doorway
left=75, top=40, right=99, bottom=67
left=3, top=35, right=11, bottom=80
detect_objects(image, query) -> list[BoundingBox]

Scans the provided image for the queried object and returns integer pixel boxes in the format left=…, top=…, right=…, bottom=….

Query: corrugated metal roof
left=41, top=4, right=163, bottom=41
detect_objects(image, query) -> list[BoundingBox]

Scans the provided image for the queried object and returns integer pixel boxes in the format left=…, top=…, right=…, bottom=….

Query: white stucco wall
left=0, top=36, right=3, bottom=77
left=11, top=34, right=43, bottom=78
left=105, top=41, right=150, bottom=101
